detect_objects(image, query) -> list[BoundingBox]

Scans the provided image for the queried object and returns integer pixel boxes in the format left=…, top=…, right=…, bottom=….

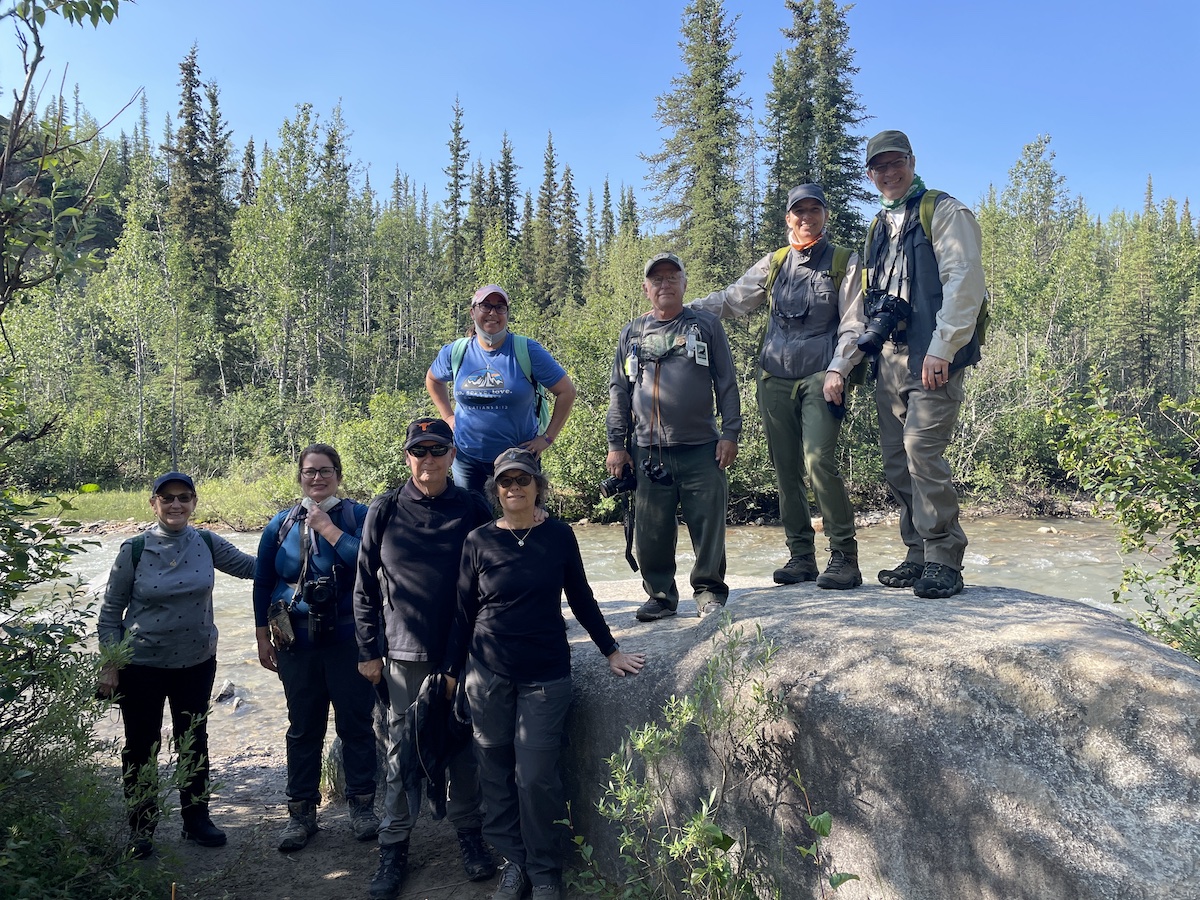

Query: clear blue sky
left=16, top=0, right=1198, bottom=222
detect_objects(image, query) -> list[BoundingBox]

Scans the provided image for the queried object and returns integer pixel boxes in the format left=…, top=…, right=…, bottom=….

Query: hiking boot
left=773, top=554, right=818, bottom=585
left=878, top=559, right=924, bottom=588
left=913, top=562, right=964, bottom=599
left=369, top=841, right=409, bottom=900
left=696, top=592, right=727, bottom=616
left=348, top=794, right=380, bottom=842
left=457, top=828, right=497, bottom=881
left=635, top=598, right=677, bottom=622
left=127, top=830, right=155, bottom=860
left=531, top=883, right=563, bottom=900
left=180, top=807, right=227, bottom=848
left=816, top=550, right=862, bottom=590
left=492, top=860, right=530, bottom=900
left=278, top=800, right=318, bottom=852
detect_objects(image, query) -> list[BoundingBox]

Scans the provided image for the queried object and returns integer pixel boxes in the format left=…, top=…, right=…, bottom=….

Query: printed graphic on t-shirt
left=459, top=366, right=512, bottom=407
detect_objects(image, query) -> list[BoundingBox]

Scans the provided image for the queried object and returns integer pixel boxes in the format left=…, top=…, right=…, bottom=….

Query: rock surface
left=565, top=581, right=1200, bottom=900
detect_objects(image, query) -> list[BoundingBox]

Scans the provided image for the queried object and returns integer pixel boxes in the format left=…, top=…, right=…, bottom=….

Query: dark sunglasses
left=497, top=473, right=533, bottom=488
left=408, top=444, right=451, bottom=458
left=156, top=492, right=195, bottom=503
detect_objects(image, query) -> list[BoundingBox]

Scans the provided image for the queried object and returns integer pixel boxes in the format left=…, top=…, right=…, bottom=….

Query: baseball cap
left=492, top=447, right=539, bottom=477
left=403, top=417, right=455, bottom=450
left=643, top=252, right=686, bottom=279
left=471, top=285, right=510, bottom=307
left=152, top=472, right=196, bottom=494
left=866, top=130, right=913, bottom=166
left=787, top=183, right=827, bottom=210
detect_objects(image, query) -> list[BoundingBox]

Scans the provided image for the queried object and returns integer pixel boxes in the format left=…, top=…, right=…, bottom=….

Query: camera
left=599, top=464, right=638, bottom=498
left=302, top=577, right=338, bottom=643
left=641, top=457, right=673, bottom=486
left=857, top=290, right=912, bottom=355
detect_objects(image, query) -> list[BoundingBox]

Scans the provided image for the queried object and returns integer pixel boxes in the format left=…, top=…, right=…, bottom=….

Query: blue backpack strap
left=512, top=334, right=552, bottom=434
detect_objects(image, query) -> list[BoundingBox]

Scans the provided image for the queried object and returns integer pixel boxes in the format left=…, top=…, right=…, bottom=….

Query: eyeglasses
left=496, top=473, right=533, bottom=488
left=156, top=492, right=195, bottom=503
left=473, top=302, right=508, bottom=314
left=300, top=467, right=338, bottom=479
left=648, top=274, right=683, bottom=288
left=408, top=444, right=451, bottom=458
left=868, top=154, right=911, bottom=175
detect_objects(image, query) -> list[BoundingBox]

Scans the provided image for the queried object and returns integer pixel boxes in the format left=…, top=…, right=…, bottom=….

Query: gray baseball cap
left=787, top=183, right=827, bottom=209
left=643, top=252, right=686, bottom=279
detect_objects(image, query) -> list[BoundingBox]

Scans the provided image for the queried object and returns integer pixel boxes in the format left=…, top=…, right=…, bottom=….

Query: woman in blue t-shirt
left=425, top=284, right=576, bottom=496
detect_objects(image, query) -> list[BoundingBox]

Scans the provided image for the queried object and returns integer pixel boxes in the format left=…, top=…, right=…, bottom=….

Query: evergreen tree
left=600, top=177, right=616, bottom=247
left=643, top=0, right=746, bottom=287
left=497, top=133, right=521, bottom=242
left=531, top=133, right=560, bottom=307
left=443, top=97, right=469, bottom=290
left=618, top=185, right=640, bottom=238
left=763, top=0, right=869, bottom=246
left=556, top=164, right=585, bottom=305
left=237, top=137, right=258, bottom=206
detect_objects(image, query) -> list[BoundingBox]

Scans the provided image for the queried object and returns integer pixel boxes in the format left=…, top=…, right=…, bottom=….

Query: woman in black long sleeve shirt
left=444, top=448, right=645, bottom=900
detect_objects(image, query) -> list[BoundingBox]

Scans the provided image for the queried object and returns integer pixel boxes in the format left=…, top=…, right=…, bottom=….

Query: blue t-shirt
left=430, top=335, right=566, bottom=461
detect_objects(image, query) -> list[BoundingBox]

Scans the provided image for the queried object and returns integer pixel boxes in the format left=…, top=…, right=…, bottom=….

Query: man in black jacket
left=353, top=418, right=494, bottom=900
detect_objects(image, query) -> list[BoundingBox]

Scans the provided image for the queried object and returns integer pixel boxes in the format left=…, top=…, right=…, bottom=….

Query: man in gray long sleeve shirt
left=606, top=252, right=742, bottom=622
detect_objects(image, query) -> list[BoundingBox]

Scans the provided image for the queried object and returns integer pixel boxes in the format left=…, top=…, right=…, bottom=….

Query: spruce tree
left=443, top=97, right=469, bottom=290
left=236, top=137, right=257, bottom=207
left=600, top=178, right=616, bottom=248
left=643, top=0, right=746, bottom=287
left=762, top=0, right=870, bottom=246
left=531, top=133, right=560, bottom=308
left=497, top=133, right=521, bottom=242
left=556, top=164, right=585, bottom=306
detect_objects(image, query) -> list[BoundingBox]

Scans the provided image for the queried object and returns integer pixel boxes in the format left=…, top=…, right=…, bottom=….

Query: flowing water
left=72, top=516, right=1134, bottom=752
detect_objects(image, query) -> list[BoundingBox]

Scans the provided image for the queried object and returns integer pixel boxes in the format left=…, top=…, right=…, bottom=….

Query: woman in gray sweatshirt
left=97, top=472, right=255, bottom=859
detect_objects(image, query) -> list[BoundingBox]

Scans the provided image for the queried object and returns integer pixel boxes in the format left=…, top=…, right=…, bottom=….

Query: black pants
left=117, top=656, right=217, bottom=831
left=275, top=636, right=377, bottom=803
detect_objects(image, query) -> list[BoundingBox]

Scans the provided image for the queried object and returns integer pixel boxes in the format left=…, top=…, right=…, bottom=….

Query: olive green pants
left=757, top=370, right=857, bottom=558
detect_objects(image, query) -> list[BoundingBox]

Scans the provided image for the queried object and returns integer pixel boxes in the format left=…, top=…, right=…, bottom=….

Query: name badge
left=694, top=340, right=709, bottom=367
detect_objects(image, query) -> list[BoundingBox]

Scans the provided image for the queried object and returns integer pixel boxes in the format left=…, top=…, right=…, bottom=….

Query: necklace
left=504, top=518, right=536, bottom=547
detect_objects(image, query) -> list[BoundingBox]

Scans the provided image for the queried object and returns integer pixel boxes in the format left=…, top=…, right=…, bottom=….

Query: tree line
left=4, top=0, right=1198, bottom=523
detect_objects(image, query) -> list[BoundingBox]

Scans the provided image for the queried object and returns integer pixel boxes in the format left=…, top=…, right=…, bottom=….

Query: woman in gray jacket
left=98, top=472, right=255, bottom=859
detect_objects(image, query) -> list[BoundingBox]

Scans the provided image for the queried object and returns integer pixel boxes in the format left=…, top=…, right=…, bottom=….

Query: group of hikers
left=96, top=129, right=987, bottom=900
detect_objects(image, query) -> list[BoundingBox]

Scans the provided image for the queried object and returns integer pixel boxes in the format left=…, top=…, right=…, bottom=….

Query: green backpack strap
left=861, top=190, right=988, bottom=346
left=760, top=245, right=854, bottom=377
left=130, top=529, right=213, bottom=570
left=513, top=334, right=552, bottom=435
left=450, top=337, right=470, bottom=380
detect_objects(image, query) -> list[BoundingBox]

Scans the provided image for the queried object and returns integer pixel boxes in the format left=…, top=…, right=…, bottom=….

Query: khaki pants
left=874, top=342, right=967, bottom=569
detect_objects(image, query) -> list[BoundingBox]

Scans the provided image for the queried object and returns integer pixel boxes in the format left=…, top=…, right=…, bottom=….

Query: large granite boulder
left=565, top=582, right=1200, bottom=900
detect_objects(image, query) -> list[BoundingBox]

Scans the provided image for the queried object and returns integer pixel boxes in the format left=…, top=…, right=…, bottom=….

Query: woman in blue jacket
left=253, top=444, right=377, bottom=852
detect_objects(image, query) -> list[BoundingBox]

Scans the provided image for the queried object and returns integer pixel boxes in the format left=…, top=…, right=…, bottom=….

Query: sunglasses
left=156, top=492, right=195, bottom=503
left=497, top=473, right=533, bottom=488
left=408, top=444, right=451, bottom=458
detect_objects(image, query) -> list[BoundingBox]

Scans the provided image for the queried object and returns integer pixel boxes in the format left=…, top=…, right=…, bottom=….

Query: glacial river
left=72, top=516, right=1136, bottom=752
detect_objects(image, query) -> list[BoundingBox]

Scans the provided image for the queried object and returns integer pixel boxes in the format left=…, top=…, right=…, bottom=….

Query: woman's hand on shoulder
left=607, top=649, right=646, bottom=677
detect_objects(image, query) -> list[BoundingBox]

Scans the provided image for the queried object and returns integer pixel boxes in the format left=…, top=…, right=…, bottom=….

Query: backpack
left=760, top=243, right=867, bottom=385
left=864, top=189, right=990, bottom=346
left=450, top=334, right=551, bottom=435
left=129, top=528, right=214, bottom=569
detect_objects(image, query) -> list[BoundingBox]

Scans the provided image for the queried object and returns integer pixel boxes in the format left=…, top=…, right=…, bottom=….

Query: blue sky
left=16, top=0, right=1197, bottom=223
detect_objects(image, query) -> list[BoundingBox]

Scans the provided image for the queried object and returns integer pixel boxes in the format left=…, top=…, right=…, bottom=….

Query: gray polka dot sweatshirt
left=98, top=524, right=256, bottom=668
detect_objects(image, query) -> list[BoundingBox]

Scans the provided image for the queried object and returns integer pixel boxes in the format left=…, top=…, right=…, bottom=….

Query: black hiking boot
left=877, top=559, right=924, bottom=588
left=457, top=828, right=497, bottom=881
left=368, top=840, right=409, bottom=900
left=913, top=562, right=964, bottom=599
left=816, top=550, right=863, bottom=590
left=180, top=806, right=227, bottom=848
left=773, top=554, right=818, bottom=585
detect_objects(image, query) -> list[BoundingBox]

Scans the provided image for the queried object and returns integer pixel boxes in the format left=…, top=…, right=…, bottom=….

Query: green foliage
left=1051, top=375, right=1200, bottom=661
left=568, top=617, right=855, bottom=899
